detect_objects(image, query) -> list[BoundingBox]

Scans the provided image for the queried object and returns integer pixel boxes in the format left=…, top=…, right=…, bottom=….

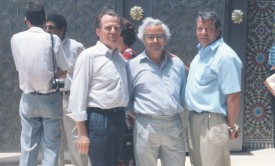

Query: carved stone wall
left=243, top=0, right=274, bottom=149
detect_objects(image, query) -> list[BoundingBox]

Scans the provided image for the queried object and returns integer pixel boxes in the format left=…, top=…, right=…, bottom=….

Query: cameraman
left=45, top=14, right=87, bottom=166
left=10, top=1, right=69, bottom=165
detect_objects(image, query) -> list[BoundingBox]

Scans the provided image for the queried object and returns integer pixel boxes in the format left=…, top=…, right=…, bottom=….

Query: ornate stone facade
left=243, top=0, right=274, bottom=148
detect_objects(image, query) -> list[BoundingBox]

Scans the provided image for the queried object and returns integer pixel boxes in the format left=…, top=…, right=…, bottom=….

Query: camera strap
left=50, top=33, right=57, bottom=80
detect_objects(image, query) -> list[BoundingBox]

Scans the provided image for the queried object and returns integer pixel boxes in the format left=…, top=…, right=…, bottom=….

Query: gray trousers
left=134, top=114, right=186, bottom=166
left=188, top=111, right=230, bottom=166
left=19, top=92, right=62, bottom=166
left=58, top=93, right=90, bottom=166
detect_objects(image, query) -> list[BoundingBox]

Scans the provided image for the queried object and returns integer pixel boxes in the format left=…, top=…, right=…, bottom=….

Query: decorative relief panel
left=243, top=1, right=274, bottom=149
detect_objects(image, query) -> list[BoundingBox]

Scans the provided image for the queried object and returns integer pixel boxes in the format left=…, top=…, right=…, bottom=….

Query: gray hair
left=137, top=17, right=171, bottom=42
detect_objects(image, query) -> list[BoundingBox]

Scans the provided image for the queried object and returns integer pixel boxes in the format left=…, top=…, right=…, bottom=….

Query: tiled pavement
left=0, top=148, right=274, bottom=166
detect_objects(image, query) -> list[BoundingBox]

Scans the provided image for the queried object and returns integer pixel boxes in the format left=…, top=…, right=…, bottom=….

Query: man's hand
left=228, top=124, right=240, bottom=140
left=126, top=112, right=135, bottom=129
left=229, top=131, right=239, bottom=140
left=76, top=121, right=89, bottom=154
left=56, top=70, right=67, bottom=78
left=77, top=135, right=90, bottom=154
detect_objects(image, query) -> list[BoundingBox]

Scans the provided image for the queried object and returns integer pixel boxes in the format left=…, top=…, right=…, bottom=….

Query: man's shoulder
left=11, top=30, right=50, bottom=44
left=11, top=30, right=30, bottom=39
left=68, top=38, right=84, bottom=47
left=216, top=42, right=237, bottom=57
left=78, top=44, right=104, bottom=58
left=128, top=52, right=144, bottom=65
left=215, top=42, right=242, bottom=66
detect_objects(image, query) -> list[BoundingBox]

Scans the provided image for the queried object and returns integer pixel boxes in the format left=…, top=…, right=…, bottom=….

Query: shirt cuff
left=66, top=111, right=87, bottom=121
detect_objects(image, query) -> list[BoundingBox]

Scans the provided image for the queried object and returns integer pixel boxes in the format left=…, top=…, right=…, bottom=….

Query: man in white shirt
left=46, top=14, right=87, bottom=166
left=10, top=1, right=69, bottom=166
left=68, top=10, right=129, bottom=166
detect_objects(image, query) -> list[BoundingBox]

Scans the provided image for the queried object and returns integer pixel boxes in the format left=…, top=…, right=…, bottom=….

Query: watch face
left=228, top=124, right=240, bottom=133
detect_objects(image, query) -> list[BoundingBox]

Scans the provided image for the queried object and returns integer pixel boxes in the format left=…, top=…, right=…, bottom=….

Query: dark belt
left=61, top=91, right=70, bottom=95
left=87, top=107, right=124, bottom=115
left=191, top=110, right=212, bottom=114
left=30, top=90, right=59, bottom=95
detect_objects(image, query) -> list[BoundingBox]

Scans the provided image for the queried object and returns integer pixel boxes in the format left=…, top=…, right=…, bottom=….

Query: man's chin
left=106, top=42, right=118, bottom=50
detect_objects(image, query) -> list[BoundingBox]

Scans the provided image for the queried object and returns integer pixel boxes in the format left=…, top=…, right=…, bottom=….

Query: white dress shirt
left=68, top=41, right=129, bottom=121
left=10, top=27, right=69, bottom=94
left=60, top=38, right=85, bottom=91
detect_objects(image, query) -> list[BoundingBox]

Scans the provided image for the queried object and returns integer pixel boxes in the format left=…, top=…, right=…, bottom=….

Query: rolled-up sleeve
left=68, top=49, right=91, bottom=121
left=66, top=112, right=87, bottom=122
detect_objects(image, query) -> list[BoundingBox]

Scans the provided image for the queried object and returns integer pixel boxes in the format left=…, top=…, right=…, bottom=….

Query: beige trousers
left=188, top=111, right=230, bottom=166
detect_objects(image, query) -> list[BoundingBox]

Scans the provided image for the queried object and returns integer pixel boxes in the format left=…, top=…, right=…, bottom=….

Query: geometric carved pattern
left=246, top=42, right=271, bottom=75
left=243, top=1, right=274, bottom=149
left=244, top=95, right=273, bottom=130
left=243, top=94, right=274, bottom=149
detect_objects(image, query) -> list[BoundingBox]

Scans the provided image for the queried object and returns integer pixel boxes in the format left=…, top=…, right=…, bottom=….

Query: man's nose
left=201, top=28, right=207, bottom=34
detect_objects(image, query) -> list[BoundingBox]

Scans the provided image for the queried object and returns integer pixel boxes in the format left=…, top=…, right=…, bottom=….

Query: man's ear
left=217, top=28, right=221, bottom=37
left=96, top=28, right=100, bottom=36
left=24, top=17, right=31, bottom=28
left=60, top=27, right=66, bottom=36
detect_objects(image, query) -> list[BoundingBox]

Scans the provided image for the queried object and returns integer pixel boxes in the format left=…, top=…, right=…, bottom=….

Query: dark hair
left=46, top=13, right=67, bottom=36
left=95, top=9, right=121, bottom=29
left=121, top=18, right=136, bottom=47
left=197, top=11, right=222, bottom=37
left=23, top=1, right=45, bottom=26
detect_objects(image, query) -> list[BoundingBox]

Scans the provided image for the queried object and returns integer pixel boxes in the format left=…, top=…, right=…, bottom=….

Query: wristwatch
left=228, top=124, right=239, bottom=133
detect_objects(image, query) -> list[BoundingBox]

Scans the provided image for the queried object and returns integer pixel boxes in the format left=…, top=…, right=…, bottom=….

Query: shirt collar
left=61, top=37, right=69, bottom=44
left=96, top=41, right=119, bottom=57
left=28, top=26, right=45, bottom=33
left=197, top=37, right=224, bottom=51
left=139, top=50, right=171, bottom=66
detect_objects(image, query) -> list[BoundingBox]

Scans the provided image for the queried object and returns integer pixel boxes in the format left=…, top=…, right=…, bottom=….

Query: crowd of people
left=10, top=1, right=247, bottom=166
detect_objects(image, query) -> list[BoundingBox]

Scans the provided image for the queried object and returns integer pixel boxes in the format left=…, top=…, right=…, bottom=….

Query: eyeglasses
left=145, top=34, right=166, bottom=41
